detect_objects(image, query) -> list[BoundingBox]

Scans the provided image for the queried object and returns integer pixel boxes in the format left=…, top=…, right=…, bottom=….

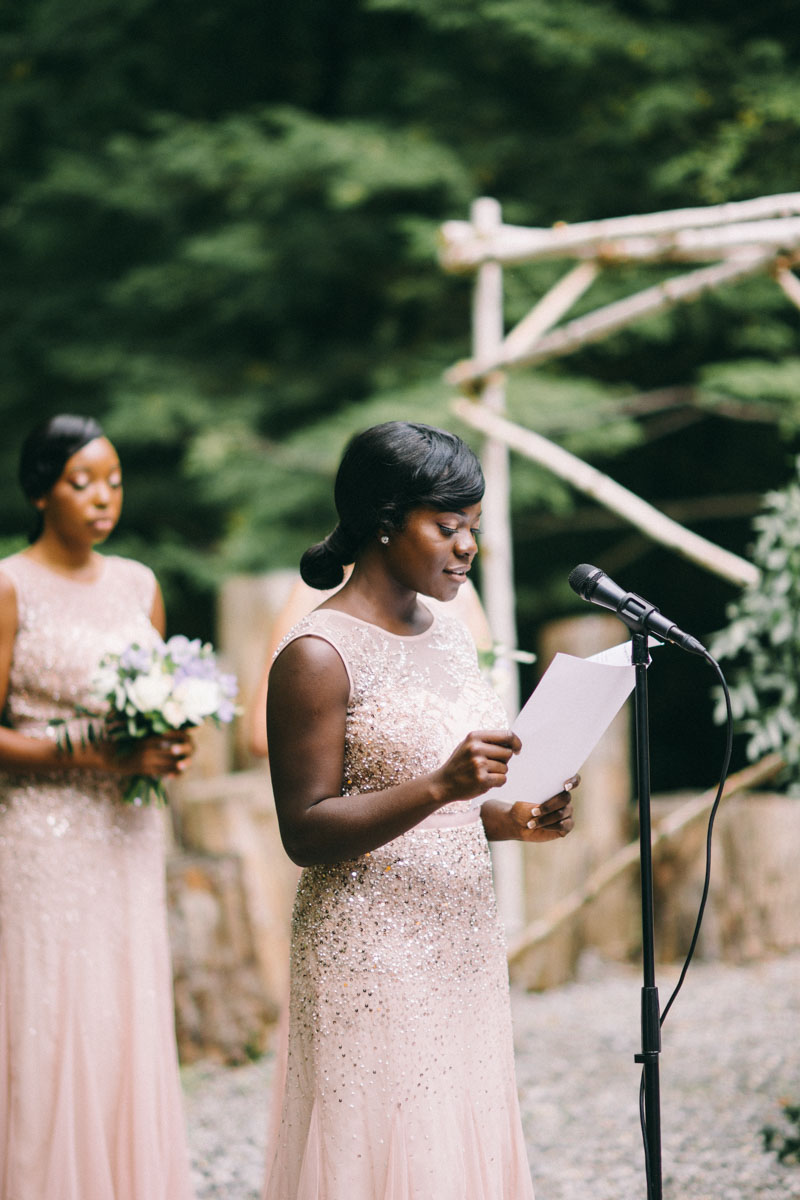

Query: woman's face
left=381, top=503, right=482, bottom=600
left=36, top=437, right=123, bottom=547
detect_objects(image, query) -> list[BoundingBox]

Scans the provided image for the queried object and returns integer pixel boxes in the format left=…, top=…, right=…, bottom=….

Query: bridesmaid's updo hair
left=18, top=413, right=106, bottom=542
left=300, top=421, right=484, bottom=590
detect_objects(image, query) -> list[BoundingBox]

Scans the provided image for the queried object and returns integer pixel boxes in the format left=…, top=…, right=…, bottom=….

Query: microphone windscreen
left=568, top=563, right=600, bottom=598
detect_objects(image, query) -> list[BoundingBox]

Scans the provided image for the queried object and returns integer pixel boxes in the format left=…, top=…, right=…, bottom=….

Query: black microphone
left=568, top=563, right=707, bottom=656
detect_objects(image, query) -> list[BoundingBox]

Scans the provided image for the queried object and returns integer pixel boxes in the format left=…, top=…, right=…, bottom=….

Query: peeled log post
left=471, top=198, right=519, bottom=715
left=470, top=197, right=526, bottom=936
left=506, top=753, right=785, bottom=966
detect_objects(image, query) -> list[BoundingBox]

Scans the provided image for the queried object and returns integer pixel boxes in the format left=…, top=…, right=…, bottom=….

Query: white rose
left=171, top=677, right=222, bottom=725
left=162, top=699, right=187, bottom=728
left=90, top=665, right=120, bottom=704
left=125, top=669, right=174, bottom=715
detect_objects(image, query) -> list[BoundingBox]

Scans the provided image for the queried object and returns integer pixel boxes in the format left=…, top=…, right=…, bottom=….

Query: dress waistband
left=415, top=807, right=482, bottom=831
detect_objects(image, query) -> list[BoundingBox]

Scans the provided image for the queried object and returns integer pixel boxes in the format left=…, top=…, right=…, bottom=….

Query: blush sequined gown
left=263, top=608, right=535, bottom=1200
left=0, top=554, right=194, bottom=1200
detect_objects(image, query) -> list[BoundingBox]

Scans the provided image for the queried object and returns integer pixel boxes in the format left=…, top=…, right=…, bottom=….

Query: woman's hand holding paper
left=480, top=775, right=579, bottom=843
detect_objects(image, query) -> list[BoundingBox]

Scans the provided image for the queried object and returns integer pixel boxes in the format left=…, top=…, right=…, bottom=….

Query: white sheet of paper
left=475, top=640, right=645, bottom=810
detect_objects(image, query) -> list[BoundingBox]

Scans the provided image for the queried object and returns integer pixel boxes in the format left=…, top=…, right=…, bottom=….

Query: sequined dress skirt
left=263, top=818, right=535, bottom=1200
left=0, top=765, right=193, bottom=1200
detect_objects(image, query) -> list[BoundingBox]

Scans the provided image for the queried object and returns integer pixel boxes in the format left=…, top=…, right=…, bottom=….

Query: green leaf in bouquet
left=122, top=774, right=168, bottom=807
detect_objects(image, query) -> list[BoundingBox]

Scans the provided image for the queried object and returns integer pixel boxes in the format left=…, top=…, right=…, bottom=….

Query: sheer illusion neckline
left=317, top=606, right=438, bottom=641
left=12, top=552, right=110, bottom=587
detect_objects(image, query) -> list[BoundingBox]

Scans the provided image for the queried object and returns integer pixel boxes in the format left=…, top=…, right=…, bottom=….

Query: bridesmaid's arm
left=0, top=572, right=83, bottom=772
left=268, top=635, right=521, bottom=866
left=150, top=580, right=167, bottom=638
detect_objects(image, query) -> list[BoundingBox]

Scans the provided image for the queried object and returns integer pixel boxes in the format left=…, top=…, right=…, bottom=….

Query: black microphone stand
left=568, top=565, right=720, bottom=1197
left=631, top=630, right=662, bottom=1200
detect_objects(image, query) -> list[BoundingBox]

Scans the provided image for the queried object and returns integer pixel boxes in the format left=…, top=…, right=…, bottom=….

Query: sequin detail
left=264, top=609, right=535, bottom=1200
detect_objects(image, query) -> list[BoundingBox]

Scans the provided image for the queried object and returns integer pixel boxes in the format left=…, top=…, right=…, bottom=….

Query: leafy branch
left=710, top=459, right=800, bottom=790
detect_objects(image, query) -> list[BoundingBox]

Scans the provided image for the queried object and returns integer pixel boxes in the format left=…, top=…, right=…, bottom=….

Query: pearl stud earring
left=380, top=535, right=389, bottom=544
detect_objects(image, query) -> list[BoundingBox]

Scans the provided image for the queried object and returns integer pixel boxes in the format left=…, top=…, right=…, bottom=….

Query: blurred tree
left=1, top=0, right=799, bottom=720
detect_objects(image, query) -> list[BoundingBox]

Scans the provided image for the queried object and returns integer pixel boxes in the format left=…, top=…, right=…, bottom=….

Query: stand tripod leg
left=636, top=987, right=662, bottom=1199
left=633, top=634, right=663, bottom=1200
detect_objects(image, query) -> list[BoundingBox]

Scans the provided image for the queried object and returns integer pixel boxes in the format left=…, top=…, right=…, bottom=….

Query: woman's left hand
left=494, top=775, right=578, bottom=843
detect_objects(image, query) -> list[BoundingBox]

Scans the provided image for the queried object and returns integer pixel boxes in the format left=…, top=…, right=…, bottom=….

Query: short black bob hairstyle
left=18, top=413, right=106, bottom=542
left=300, top=421, right=485, bottom=590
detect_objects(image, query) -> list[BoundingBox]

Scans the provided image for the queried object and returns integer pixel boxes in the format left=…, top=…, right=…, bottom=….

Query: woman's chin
left=422, top=578, right=462, bottom=603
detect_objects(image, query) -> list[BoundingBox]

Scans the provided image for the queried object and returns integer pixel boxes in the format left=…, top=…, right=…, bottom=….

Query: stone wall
left=167, top=769, right=298, bottom=1062
left=653, top=790, right=800, bottom=963
left=167, top=850, right=277, bottom=1064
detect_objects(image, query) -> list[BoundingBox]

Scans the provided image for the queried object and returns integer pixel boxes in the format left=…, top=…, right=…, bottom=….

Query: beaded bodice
left=281, top=607, right=506, bottom=813
left=0, top=553, right=157, bottom=737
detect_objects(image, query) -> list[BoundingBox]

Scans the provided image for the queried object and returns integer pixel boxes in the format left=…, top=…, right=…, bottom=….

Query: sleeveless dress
left=0, top=553, right=193, bottom=1200
left=263, top=608, right=535, bottom=1200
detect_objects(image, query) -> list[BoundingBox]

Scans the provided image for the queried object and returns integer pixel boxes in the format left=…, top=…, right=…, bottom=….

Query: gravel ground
left=183, top=950, right=800, bottom=1200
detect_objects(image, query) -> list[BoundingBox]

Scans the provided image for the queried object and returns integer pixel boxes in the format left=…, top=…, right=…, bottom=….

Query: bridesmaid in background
left=0, top=414, right=194, bottom=1200
left=263, top=421, right=576, bottom=1200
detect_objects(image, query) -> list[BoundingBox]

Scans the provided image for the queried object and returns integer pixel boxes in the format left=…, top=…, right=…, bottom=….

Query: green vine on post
left=710, top=457, right=800, bottom=793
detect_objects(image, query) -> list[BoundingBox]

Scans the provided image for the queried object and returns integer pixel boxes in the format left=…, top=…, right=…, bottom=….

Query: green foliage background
left=2, top=0, right=800, bottom=784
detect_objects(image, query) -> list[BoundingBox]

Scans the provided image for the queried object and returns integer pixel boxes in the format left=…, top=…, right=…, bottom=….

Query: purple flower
left=165, top=635, right=203, bottom=667
left=174, top=656, right=217, bottom=684
left=119, top=644, right=154, bottom=674
left=219, top=673, right=238, bottom=698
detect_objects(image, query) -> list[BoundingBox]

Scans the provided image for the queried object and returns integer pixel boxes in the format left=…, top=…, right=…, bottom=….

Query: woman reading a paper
left=262, top=420, right=577, bottom=1200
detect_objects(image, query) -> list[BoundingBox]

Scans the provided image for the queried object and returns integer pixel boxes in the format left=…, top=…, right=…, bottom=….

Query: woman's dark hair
left=19, top=413, right=105, bottom=542
left=300, top=421, right=485, bottom=589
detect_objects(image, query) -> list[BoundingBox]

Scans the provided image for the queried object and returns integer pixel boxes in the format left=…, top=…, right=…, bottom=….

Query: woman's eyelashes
left=69, top=473, right=122, bottom=492
left=437, top=526, right=481, bottom=543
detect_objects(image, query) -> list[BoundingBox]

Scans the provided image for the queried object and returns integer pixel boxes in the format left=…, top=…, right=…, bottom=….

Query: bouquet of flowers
left=80, top=634, right=238, bottom=805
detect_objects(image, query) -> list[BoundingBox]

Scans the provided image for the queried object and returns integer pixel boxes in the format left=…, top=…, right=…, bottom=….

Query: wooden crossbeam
left=440, top=193, right=800, bottom=271
left=448, top=251, right=774, bottom=387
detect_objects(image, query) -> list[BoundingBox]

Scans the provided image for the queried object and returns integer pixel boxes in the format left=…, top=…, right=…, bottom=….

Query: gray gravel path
left=183, top=951, right=800, bottom=1199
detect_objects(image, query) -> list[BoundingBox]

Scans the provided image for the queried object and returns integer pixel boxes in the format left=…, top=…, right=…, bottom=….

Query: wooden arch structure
left=439, top=193, right=800, bottom=929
